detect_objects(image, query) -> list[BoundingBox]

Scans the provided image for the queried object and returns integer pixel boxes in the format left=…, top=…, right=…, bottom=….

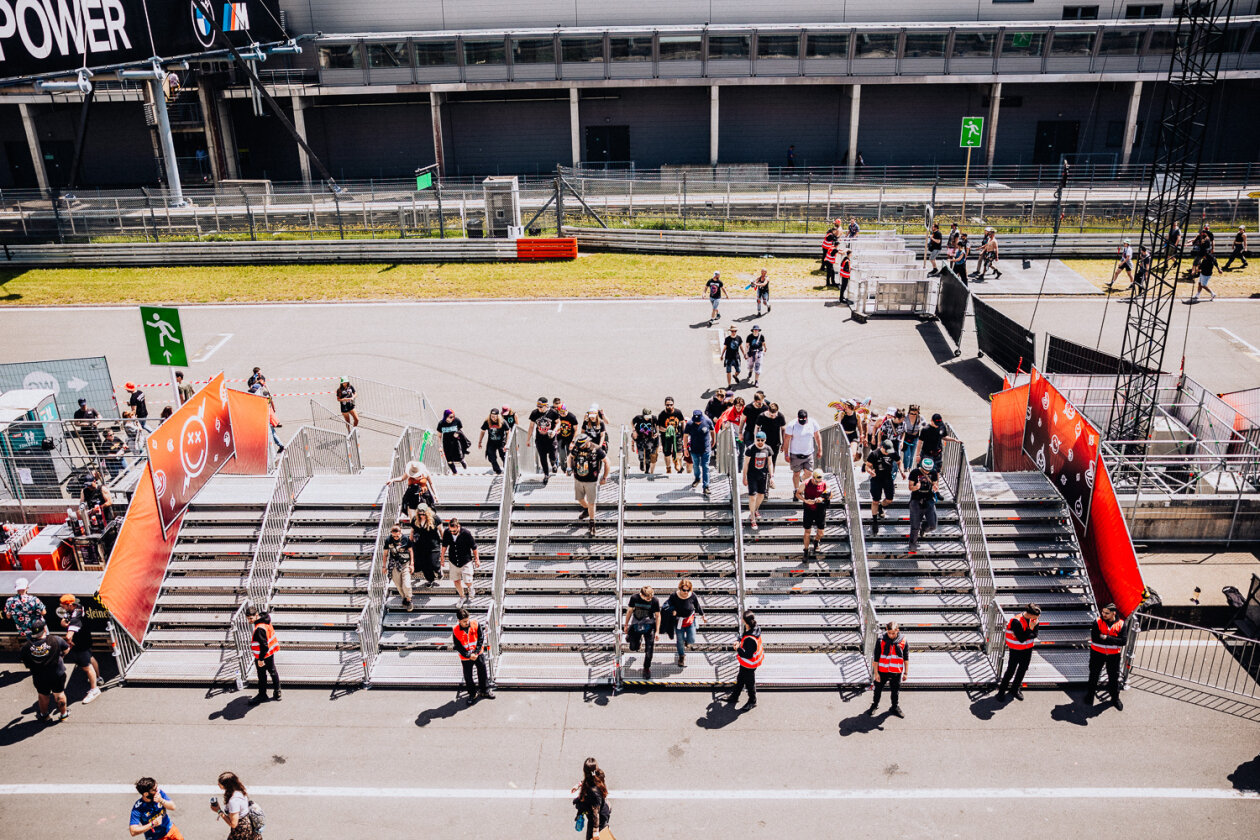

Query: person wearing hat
left=684, top=409, right=715, bottom=495
left=632, top=407, right=661, bottom=474
left=1222, top=224, right=1248, bottom=271
left=479, top=407, right=509, bottom=475
left=569, top=434, right=609, bottom=534
left=409, top=504, right=444, bottom=587
left=124, top=382, right=150, bottom=431
left=784, top=409, right=822, bottom=493
left=500, top=404, right=519, bottom=432
left=795, top=468, right=832, bottom=558
left=5, top=577, right=47, bottom=643
left=438, top=409, right=469, bottom=473
left=907, top=456, right=940, bottom=554
left=72, top=397, right=102, bottom=456
left=916, top=412, right=956, bottom=472
left=581, top=404, right=609, bottom=454
left=20, top=617, right=71, bottom=722
left=997, top=603, right=1041, bottom=702
left=387, top=461, right=438, bottom=516
left=57, top=594, right=102, bottom=703
left=1110, top=238, right=1135, bottom=289
left=744, top=325, right=767, bottom=387
left=743, top=430, right=774, bottom=531
left=552, top=399, right=579, bottom=473
left=722, top=325, right=744, bottom=387
left=705, top=271, right=728, bottom=324
left=335, top=377, right=358, bottom=430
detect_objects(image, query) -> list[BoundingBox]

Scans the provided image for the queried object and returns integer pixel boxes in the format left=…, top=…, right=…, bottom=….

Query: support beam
left=847, top=84, right=861, bottom=177
left=985, top=82, right=1002, bottom=170
left=1121, top=81, right=1143, bottom=167
left=569, top=88, right=581, bottom=169
left=215, top=97, right=241, bottom=180
left=430, top=91, right=446, bottom=178
left=17, top=103, right=50, bottom=195
left=291, top=95, right=311, bottom=186
left=709, top=85, right=719, bottom=167
left=148, top=80, right=185, bottom=205
left=196, top=84, right=226, bottom=183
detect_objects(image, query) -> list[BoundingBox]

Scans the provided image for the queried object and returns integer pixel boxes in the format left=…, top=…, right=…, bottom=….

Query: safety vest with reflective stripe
left=1090, top=617, right=1124, bottom=655
left=876, top=636, right=907, bottom=674
left=839, top=257, right=851, bottom=279
left=251, top=622, right=279, bottom=660
left=736, top=632, right=764, bottom=669
left=1005, top=616, right=1036, bottom=651
left=824, top=243, right=837, bottom=265
left=453, top=621, right=480, bottom=661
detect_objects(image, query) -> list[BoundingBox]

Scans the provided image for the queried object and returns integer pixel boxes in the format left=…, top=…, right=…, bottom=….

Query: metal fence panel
left=0, top=356, right=121, bottom=420
left=937, top=270, right=969, bottom=351
left=973, top=297, right=1037, bottom=374
left=1128, top=612, right=1259, bottom=703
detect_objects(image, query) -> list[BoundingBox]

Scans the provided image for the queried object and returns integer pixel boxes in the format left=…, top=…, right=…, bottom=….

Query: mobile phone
left=210, top=796, right=218, bottom=807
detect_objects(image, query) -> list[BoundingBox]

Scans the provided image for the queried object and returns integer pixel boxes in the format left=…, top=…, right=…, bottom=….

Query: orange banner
left=222, top=389, right=270, bottom=475
left=989, top=382, right=1030, bottom=472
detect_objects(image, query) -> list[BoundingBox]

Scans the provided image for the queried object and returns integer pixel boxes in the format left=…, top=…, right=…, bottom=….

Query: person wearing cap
left=80, top=473, right=115, bottom=525
left=438, top=409, right=470, bottom=473
left=997, top=603, right=1042, bottom=702
left=335, top=377, right=358, bottom=430
left=5, top=577, right=47, bottom=643
left=479, top=407, right=509, bottom=475
left=751, top=268, right=771, bottom=316
left=384, top=521, right=415, bottom=611
left=72, top=397, right=102, bottom=456
left=569, top=435, right=609, bottom=534
left=916, top=412, right=956, bottom=472
left=58, top=594, right=102, bottom=703
left=784, top=409, right=822, bottom=493
left=744, top=325, right=767, bottom=387
left=174, top=371, right=194, bottom=405
left=865, top=439, right=899, bottom=536
left=795, top=468, right=832, bottom=558
left=553, top=399, right=579, bottom=474
left=124, top=382, right=150, bottom=431
left=500, top=404, right=519, bottom=432
left=743, top=430, right=774, bottom=531
left=526, top=397, right=559, bottom=484
left=1222, top=225, right=1248, bottom=271
left=632, top=407, right=661, bottom=474
left=20, top=617, right=71, bottom=722
left=623, top=584, right=661, bottom=679
left=684, top=409, right=715, bottom=495
left=721, top=325, right=743, bottom=387
left=1109, top=238, right=1135, bottom=289
left=388, top=461, right=438, bottom=516
left=409, top=504, right=444, bottom=587
left=907, top=457, right=940, bottom=554
left=581, top=404, right=609, bottom=454
left=705, top=271, right=728, bottom=324
left=657, top=397, right=686, bottom=475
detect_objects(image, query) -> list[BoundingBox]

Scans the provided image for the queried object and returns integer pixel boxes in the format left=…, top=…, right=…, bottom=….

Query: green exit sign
left=960, top=116, right=984, bottom=149
left=415, top=171, right=433, bottom=190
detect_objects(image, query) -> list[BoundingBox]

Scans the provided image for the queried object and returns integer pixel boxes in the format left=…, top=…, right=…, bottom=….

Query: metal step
left=874, top=610, right=979, bottom=629
left=867, top=557, right=970, bottom=573
left=743, top=592, right=858, bottom=610
left=494, top=651, right=617, bottom=687
left=171, top=542, right=256, bottom=556
left=994, top=573, right=1089, bottom=590
left=156, top=593, right=244, bottom=608
left=870, top=593, right=977, bottom=610
left=367, top=650, right=471, bottom=686
left=618, top=651, right=871, bottom=687
left=869, top=575, right=972, bottom=591
left=160, top=576, right=246, bottom=591
left=501, top=613, right=617, bottom=630
left=995, top=592, right=1093, bottom=608
left=177, top=526, right=261, bottom=540
left=288, top=508, right=381, bottom=523
left=167, top=558, right=253, bottom=574
left=898, top=650, right=996, bottom=685
left=124, top=650, right=241, bottom=684
left=990, top=556, right=1087, bottom=572
left=283, top=542, right=376, bottom=557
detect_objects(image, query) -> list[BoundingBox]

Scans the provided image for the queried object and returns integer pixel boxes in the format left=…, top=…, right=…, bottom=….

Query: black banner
left=0, top=0, right=284, bottom=80
left=937, top=269, right=969, bottom=350
left=973, top=297, right=1036, bottom=374
left=1044, top=333, right=1162, bottom=377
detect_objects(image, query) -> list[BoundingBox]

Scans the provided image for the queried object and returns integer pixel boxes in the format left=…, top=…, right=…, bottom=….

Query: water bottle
left=574, top=813, right=584, bottom=832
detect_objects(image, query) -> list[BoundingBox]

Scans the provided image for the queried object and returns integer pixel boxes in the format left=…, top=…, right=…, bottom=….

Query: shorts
left=747, top=471, right=768, bottom=496
left=662, top=437, right=680, bottom=457
left=724, top=357, right=741, bottom=374
left=33, top=670, right=68, bottom=695
left=447, top=563, right=474, bottom=585
left=789, top=452, right=814, bottom=473
left=928, top=243, right=941, bottom=253
left=340, top=402, right=356, bottom=413
left=870, top=475, right=896, bottom=502
left=803, top=506, right=827, bottom=530
left=69, top=646, right=94, bottom=668
left=710, top=297, right=721, bottom=311
left=757, top=288, right=769, bottom=301
left=1119, top=260, right=1133, bottom=271
left=575, top=479, right=599, bottom=506
left=1199, top=273, right=1212, bottom=286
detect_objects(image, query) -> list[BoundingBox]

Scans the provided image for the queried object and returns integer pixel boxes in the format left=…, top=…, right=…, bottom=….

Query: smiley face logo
left=153, top=469, right=167, bottom=498
left=180, top=414, right=210, bottom=479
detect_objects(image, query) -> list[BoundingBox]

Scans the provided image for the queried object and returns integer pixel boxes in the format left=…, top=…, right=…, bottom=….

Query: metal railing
left=829, top=425, right=880, bottom=680
left=940, top=438, right=1005, bottom=679
left=726, top=431, right=748, bottom=618
left=489, top=425, right=524, bottom=679
left=243, top=438, right=308, bottom=610
left=106, top=618, right=144, bottom=683
left=357, top=425, right=412, bottom=685
left=229, top=602, right=253, bottom=691
left=1125, top=612, right=1260, bottom=703
left=613, top=427, right=629, bottom=687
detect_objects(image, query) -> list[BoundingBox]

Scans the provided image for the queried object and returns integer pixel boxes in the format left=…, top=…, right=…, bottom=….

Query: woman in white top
left=210, top=771, right=256, bottom=839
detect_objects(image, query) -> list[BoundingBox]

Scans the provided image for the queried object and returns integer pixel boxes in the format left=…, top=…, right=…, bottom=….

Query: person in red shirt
left=794, top=469, right=832, bottom=558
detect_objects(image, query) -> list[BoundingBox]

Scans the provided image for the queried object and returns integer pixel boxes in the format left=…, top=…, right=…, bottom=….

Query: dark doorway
left=584, top=125, right=630, bottom=166
left=1033, top=120, right=1080, bottom=166
left=39, top=140, right=76, bottom=189
left=5, top=141, right=38, bottom=189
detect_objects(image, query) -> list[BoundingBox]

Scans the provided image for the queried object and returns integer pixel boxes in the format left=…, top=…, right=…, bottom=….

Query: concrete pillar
left=148, top=79, right=185, bottom=205
left=430, top=91, right=446, bottom=177
left=569, top=88, right=581, bottom=169
left=709, top=85, right=720, bottom=166
left=1121, top=81, right=1143, bottom=167
left=985, top=82, right=1002, bottom=170
left=215, top=98, right=241, bottom=180
left=17, top=104, right=50, bottom=195
left=291, top=95, right=311, bottom=186
left=196, top=84, right=226, bottom=183
left=847, top=85, right=861, bottom=177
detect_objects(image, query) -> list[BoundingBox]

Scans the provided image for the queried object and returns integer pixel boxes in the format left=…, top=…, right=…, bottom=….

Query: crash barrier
left=852, top=277, right=940, bottom=318
left=1, top=239, right=522, bottom=267
left=516, top=238, right=578, bottom=260
left=1124, top=612, right=1260, bottom=704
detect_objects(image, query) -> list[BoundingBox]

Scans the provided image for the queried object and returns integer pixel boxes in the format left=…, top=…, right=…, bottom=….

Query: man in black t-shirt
left=551, top=400, right=579, bottom=475
left=384, top=523, right=415, bottom=610
left=73, top=398, right=101, bottom=455
left=632, top=407, right=660, bottom=474
left=657, top=398, right=686, bottom=474
left=1222, top=225, right=1249, bottom=271
left=623, top=585, right=661, bottom=678
left=705, top=271, right=728, bottom=324
left=526, top=397, right=559, bottom=484
left=58, top=594, right=101, bottom=703
left=124, top=383, right=149, bottom=431
left=441, top=519, right=480, bottom=603
left=907, top=458, right=940, bottom=554
left=722, top=325, right=743, bottom=387
left=705, top=388, right=732, bottom=423
left=916, top=413, right=956, bottom=470
left=756, top=402, right=787, bottom=469
left=743, top=431, right=774, bottom=531
left=865, top=440, right=899, bottom=536
left=20, top=619, right=70, bottom=722
left=569, top=436, right=609, bottom=535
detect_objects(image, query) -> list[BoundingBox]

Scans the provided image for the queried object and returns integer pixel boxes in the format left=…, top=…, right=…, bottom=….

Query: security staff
left=997, top=603, right=1041, bottom=701
left=725, top=611, right=763, bottom=711
left=867, top=622, right=908, bottom=718
left=1084, top=603, right=1126, bottom=710
left=246, top=606, right=281, bottom=706
left=453, top=607, right=496, bottom=704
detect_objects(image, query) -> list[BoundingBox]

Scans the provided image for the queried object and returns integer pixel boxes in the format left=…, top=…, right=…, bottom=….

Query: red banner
left=221, top=389, right=270, bottom=475
left=1024, top=368, right=1100, bottom=527
left=146, top=372, right=236, bottom=536
left=990, top=382, right=1031, bottom=472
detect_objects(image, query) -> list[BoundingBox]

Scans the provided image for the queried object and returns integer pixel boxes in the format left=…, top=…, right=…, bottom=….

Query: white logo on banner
left=1085, top=459, right=1096, bottom=489
left=1050, top=434, right=1062, bottom=455
left=22, top=370, right=59, bottom=395
left=1035, top=447, right=1046, bottom=471
left=1064, top=403, right=1076, bottom=420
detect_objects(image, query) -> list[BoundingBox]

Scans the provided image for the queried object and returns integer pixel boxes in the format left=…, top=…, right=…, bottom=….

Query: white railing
left=489, top=425, right=525, bottom=679
left=828, top=425, right=880, bottom=680
left=356, top=426, right=412, bottom=685
left=1125, top=611, right=1260, bottom=703
left=613, top=427, right=629, bottom=687
left=106, top=618, right=144, bottom=684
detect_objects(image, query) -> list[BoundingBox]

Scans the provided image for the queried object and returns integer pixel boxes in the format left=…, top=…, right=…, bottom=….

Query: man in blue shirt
left=129, top=778, right=181, bottom=839
left=684, top=409, right=715, bottom=495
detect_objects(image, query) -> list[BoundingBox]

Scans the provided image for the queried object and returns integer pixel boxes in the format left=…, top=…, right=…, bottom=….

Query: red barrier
left=516, top=238, right=578, bottom=261
left=989, top=382, right=1031, bottom=472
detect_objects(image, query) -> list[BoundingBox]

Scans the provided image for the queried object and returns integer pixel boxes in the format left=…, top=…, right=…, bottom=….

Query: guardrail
left=489, top=425, right=524, bottom=681
left=106, top=618, right=144, bottom=684
left=727, top=431, right=748, bottom=619
left=826, top=425, right=880, bottom=681
left=229, top=602, right=253, bottom=691
left=0, top=239, right=520, bottom=267
left=612, top=428, right=630, bottom=689
left=1125, top=612, right=1260, bottom=703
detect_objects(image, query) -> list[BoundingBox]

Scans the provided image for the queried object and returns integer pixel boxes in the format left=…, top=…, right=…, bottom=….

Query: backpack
left=248, top=800, right=266, bottom=832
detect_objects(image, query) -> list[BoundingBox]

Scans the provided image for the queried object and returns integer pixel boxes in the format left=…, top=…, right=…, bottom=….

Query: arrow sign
left=139, top=305, right=188, bottom=367
left=66, top=376, right=88, bottom=391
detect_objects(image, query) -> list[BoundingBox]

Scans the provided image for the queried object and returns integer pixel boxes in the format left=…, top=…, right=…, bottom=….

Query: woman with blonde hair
left=409, top=503, right=444, bottom=587
left=667, top=578, right=706, bottom=667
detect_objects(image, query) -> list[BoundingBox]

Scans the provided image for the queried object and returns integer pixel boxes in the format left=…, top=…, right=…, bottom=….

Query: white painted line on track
left=191, top=333, right=233, bottom=363
left=0, top=785, right=1256, bottom=801
left=1209, top=326, right=1260, bottom=360
left=557, top=301, right=563, bottom=313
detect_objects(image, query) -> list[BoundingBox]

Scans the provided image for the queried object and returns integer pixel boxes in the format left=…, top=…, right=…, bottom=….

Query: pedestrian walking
left=1084, top=603, right=1126, bottom=710
left=526, top=396, right=559, bottom=484
left=916, top=412, right=955, bottom=469
left=745, top=325, right=766, bottom=387
left=947, top=222, right=960, bottom=251
left=569, top=435, right=609, bottom=535
left=453, top=607, right=495, bottom=703
left=657, top=397, right=686, bottom=475
left=997, top=603, right=1041, bottom=701
left=837, top=249, right=852, bottom=303
left=121, top=409, right=143, bottom=454
left=668, top=578, right=706, bottom=666
left=553, top=401, right=580, bottom=473
left=581, top=404, right=610, bottom=454
left=705, top=271, right=728, bottom=324
left=501, top=404, right=519, bottom=431
left=907, top=457, right=939, bottom=554
left=899, top=404, right=924, bottom=474
left=335, top=377, right=358, bottom=429
left=1222, top=225, right=1249, bottom=270
left=751, top=269, right=771, bottom=315
left=409, top=504, right=443, bottom=587
left=384, top=522, right=414, bottom=611
left=705, top=388, right=732, bottom=423
left=1109, top=239, right=1134, bottom=288
left=725, top=610, right=763, bottom=710
left=175, top=372, right=194, bottom=405
left=867, top=622, right=908, bottom=718
left=124, top=382, right=150, bottom=431
left=1189, top=246, right=1218, bottom=302
left=684, top=409, right=715, bottom=495
left=20, top=618, right=69, bottom=722
left=479, top=408, right=508, bottom=475
left=1166, top=220, right=1182, bottom=256
left=441, top=518, right=480, bottom=603
left=73, top=398, right=102, bottom=455
left=784, top=409, right=822, bottom=492
left=438, top=409, right=469, bottom=473
left=953, top=233, right=970, bottom=281
left=756, top=402, right=786, bottom=470
left=743, top=431, right=773, bottom=531
left=58, top=594, right=102, bottom=703
left=717, top=397, right=746, bottom=455
left=5, top=576, right=46, bottom=643
left=388, top=461, right=437, bottom=517
left=722, top=325, right=743, bottom=387
left=976, top=228, right=1002, bottom=280
left=210, top=772, right=260, bottom=840
left=571, top=758, right=611, bottom=840
left=130, top=778, right=181, bottom=839
left=624, top=585, right=661, bottom=679
left=865, top=439, right=898, bottom=536
left=926, top=223, right=943, bottom=275
left=631, top=407, right=660, bottom=474
left=1130, top=245, right=1152, bottom=294
left=245, top=605, right=281, bottom=705
left=795, top=468, right=831, bottom=558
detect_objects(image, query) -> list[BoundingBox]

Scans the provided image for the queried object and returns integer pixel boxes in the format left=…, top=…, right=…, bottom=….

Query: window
left=1063, top=6, right=1101, bottom=18
left=658, top=35, right=702, bottom=61
left=1146, top=29, right=1179, bottom=53
left=1002, top=31, right=1046, bottom=56
left=1098, top=30, right=1144, bottom=55
left=756, top=34, right=799, bottom=59
left=1050, top=32, right=1096, bottom=54
left=953, top=32, right=997, bottom=57
left=853, top=33, right=898, bottom=58
left=805, top=33, right=849, bottom=58
left=610, top=36, right=652, bottom=61
left=464, top=39, right=506, bottom=66
left=367, top=42, right=409, bottom=69
left=1125, top=4, right=1163, bottom=17
left=708, top=35, right=750, bottom=59
left=318, top=44, right=361, bottom=69
left=512, top=38, right=555, bottom=64
left=562, top=38, right=604, bottom=63
left=414, top=41, right=457, bottom=66
left=904, top=32, right=947, bottom=58
left=1172, top=2, right=1211, bottom=13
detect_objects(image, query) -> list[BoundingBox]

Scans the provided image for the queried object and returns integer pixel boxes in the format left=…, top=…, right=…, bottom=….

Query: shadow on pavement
left=689, top=320, right=716, bottom=330
left=695, top=697, right=744, bottom=730
left=416, top=697, right=467, bottom=727
left=208, top=696, right=254, bottom=722
left=1126, top=674, right=1260, bottom=722
left=584, top=688, right=611, bottom=706
left=1228, top=754, right=1260, bottom=793
left=1050, top=696, right=1108, bottom=726
left=969, top=695, right=1007, bottom=721
left=837, top=710, right=886, bottom=736
left=0, top=714, right=48, bottom=746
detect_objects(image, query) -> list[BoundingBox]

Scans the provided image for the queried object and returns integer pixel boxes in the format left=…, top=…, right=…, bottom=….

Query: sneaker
left=35, top=711, right=49, bottom=723
left=480, top=690, right=497, bottom=700
left=703, top=486, right=710, bottom=496
left=870, top=520, right=880, bottom=536
left=272, top=692, right=282, bottom=702
left=542, top=476, right=550, bottom=486
left=1114, top=697, right=1124, bottom=711
left=1013, top=689, right=1024, bottom=701
left=643, top=666, right=652, bottom=679
left=691, top=480, right=700, bottom=489
left=578, top=509, right=590, bottom=520
left=56, top=708, right=69, bottom=722
left=996, top=690, right=1007, bottom=701
left=466, top=694, right=479, bottom=706
left=679, top=654, right=686, bottom=667
left=404, top=599, right=414, bottom=612
left=750, top=520, right=759, bottom=531
left=741, top=701, right=757, bottom=711
left=889, top=706, right=904, bottom=718
left=865, top=703, right=878, bottom=715
left=83, top=687, right=102, bottom=704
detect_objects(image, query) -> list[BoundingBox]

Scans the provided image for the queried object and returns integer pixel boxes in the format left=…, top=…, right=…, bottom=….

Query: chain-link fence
left=0, top=418, right=148, bottom=503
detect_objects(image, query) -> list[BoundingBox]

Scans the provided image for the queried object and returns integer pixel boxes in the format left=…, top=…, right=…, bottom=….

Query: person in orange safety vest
left=1084, top=603, right=1127, bottom=711
left=453, top=607, right=496, bottom=705
left=868, top=622, right=908, bottom=718
left=246, top=605, right=281, bottom=706
left=997, top=603, right=1041, bottom=702
left=725, top=611, right=763, bottom=711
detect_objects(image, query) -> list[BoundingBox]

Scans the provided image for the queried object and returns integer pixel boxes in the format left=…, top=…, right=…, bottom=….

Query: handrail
left=829, top=425, right=880, bottom=681
left=106, top=617, right=144, bottom=685
left=488, top=425, right=524, bottom=678
left=356, top=425, right=410, bottom=685
left=613, top=427, right=629, bottom=687
left=228, top=601, right=252, bottom=691
left=1124, top=610, right=1260, bottom=702
left=726, top=429, right=747, bottom=618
